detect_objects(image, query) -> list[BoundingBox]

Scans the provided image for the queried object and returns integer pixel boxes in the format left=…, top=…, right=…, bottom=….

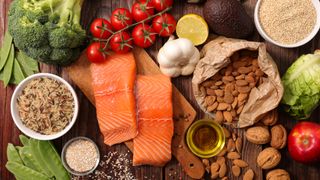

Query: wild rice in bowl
left=17, top=77, right=75, bottom=135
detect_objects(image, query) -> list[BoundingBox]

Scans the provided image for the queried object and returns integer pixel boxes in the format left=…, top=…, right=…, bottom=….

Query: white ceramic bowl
left=11, top=73, right=79, bottom=140
left=254, top=0, right=320, bottom=48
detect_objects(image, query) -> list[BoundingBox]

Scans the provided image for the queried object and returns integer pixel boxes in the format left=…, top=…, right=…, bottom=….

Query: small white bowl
left=254, top=0, right=320, bottom=48
left=11, top=73, right=79, bottom=140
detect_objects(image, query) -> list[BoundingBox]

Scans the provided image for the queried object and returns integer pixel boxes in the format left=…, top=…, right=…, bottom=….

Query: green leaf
left=2, top=44, right=15, bottom=86
left=5, top=162, right=50, bottom=180
left=19, top=135, right=30, bottom=146
left=0, top=32, right=13, bottom=70
left=10, top=59, right=26, bottom=84
left=7, top=144, right=24, bottom=164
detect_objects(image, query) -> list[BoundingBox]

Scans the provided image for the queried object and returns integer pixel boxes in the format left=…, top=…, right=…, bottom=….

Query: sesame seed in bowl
left=61, top=137, right=100, bottom=176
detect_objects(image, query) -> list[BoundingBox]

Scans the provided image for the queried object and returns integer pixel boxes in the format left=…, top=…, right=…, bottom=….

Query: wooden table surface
left=1, top=0, right=320, bottom=179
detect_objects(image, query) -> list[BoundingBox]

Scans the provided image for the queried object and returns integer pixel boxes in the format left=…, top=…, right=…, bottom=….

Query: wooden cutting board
left=66, top=48, right=205, bottom=179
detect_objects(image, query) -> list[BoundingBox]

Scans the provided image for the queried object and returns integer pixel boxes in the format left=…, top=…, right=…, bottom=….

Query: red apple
left=288, top=122, right=320, bottom=164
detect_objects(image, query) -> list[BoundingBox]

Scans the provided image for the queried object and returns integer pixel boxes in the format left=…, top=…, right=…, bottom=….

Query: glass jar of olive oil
left=186, top=119, right=225, bottom=158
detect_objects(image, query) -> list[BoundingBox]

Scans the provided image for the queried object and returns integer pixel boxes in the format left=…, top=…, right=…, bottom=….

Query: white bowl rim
left=254, top=0, right=320, bottom=48
left=10, top=73, right=79, bottom=141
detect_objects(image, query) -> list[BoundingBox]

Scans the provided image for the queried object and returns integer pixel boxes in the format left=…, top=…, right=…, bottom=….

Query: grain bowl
left=11, top=73, right=79, bottom=140
left=254, top=0, right=320, bottom=48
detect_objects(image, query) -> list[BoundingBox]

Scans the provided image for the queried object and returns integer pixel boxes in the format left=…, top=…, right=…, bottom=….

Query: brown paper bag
left=192, top=36, right=283, bottom=128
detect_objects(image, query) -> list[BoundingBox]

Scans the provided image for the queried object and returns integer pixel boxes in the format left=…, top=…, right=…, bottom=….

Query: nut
left=223, top=92, right=234, bottom=104
left=245, top=126, right=270, bottom=144
left=238, top=66, right=252, bottom=74
left=257, top=147, right=281, bottom=169
left=233, top=159, right=248, bottom=168
left=222, top=127, right=231, bottom=138
left=217, top=147, right=227, bottom=157
left=207, top=102, right=218, bottom=112
left=215, top=89, right=224, bottom=97
left=227, top=152, right=240, bottom=159
left=270, top=124, right=287, bottom=149
left=223, top=111, right=233, bottom=123
left=215, top=111, right=224, bottom=124
left=238, top=93, right=248, bottom=103
left=211, top=172, right=219, bottom=179
left=231, top=165, right=241, bottom=177
left=236, top=86, right=251, bottom=93
left=218, top=162, right=227, bottom=178
left=235, top=137, right=242, bottom=153
left=243, top=169, right=254, bottom=180
left=262, top=110, right=278, bottom=126
left=202, top=159, right=209, bottom=167
left=266, top=169, right=290, bottom=180
left=236, top=80, right=248, bottom=86
left=217, top=103, right=229, bottom=111
left=227, top=138, right=236, bottom=152
left=210, top=162, right=220, bottom=173
left=216, top=156, right=226, bottom=165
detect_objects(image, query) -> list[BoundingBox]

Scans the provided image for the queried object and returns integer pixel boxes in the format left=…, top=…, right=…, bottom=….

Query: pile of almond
left=200, top=52, right=265, bottom=124
left=202, top=127, right=255, bottom=180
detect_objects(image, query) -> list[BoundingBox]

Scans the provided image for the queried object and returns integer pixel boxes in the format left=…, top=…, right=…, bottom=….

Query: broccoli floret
left=8, top=0, right=86, bottom=66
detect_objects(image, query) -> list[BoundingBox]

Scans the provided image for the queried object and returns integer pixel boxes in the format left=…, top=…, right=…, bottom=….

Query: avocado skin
left=203, top=0, right=254, bottom=39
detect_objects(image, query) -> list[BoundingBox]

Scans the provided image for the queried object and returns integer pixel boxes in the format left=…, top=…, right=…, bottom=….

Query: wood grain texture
left=1, top=0, right=320, bottom=180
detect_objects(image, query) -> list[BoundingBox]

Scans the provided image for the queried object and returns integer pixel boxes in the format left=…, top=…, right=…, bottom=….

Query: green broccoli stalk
left=8, top=0, right=86, bottom=66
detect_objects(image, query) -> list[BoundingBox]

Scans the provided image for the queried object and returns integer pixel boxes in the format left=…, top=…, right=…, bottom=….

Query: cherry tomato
left=151, top=0, right=173, bottom=11
left=110, top=31, right=133, bottom=54
left=111, top=8, right=133, bottom=30
left=132, top=24, right=156, bottom=48
left=87, top=42, right=108, bottom=63
left=131, top=1, right=155, bottom=22
left=90, top=18, right=113, bottom=39
left=152, top=13, right=176, bottom=37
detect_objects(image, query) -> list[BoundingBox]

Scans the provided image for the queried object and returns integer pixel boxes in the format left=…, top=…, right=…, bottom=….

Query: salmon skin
left=91, top=53, right=138, bottom=146
left=133, top=75, right=173, bottom=166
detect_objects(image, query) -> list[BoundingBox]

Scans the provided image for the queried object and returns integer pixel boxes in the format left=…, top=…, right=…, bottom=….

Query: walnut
left=270, top=124, right=287, bottom=149
left=257, top=147, right=281, bottom=169
left=266, top=169, right=290, bottom=180
left=245, top=126, right=270, bottom=144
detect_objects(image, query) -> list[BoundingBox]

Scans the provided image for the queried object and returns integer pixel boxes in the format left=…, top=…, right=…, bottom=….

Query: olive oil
left=186, top=119, right=225, bottom=158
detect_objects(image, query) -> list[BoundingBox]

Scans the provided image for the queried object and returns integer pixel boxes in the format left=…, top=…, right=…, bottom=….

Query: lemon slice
left=176, top=14, right=209, bottom=46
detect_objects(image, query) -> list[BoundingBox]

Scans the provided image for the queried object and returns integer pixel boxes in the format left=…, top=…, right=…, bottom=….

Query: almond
left=222, top=127, right=231, bottom=138
left=222, top=76, right=235, bottom=82
left=231, top=109, right=237, bottom=117
left=233, top=159, right=248, bottom=167
left=235, top=137, right=242, bottom=153
left=232, top=165, right=241, bottom=177
left=217, top=96, right=224, bottom=103
left=210, top=85, right=219, bottom=90
left=237, top=86, right=251, bottom=93
left=218, top=163, right=227, bottom=178
left=204, top=96, right=216, bottom=106
left=256, top=69, right=264, bottom=76
left=225, top=83, right=235, bottom=92
left=223, top=111, right=233, bottom=123
left=223, top=92, right=234, bottom=104
left=227, top=138, right=236, bottom=152
left=217, top=147, right=227, bottom=157
left=214, top=111, right=224, bottom=124
left=206, top=88, right=216, bottom=96
left=227, top=152, right=240, bottom=159
left=217, top=103, right=229, bottom=111
left=215, top=81, right=223, bottom=86
left=232, top=90, right=239, bottom=96
left=238, top=66, right=252, bottom=74
left=207, top=102, right=218, bottom=112
left=235, top=74, right=245, bottom=80
left=232, top=71, right=239, bottom=76
left=215, top=89, right=224, bottom=97
left=202, top=81, right=215, bottom=87
left=243, top=169, right=254, bottom=180
left=245, top=75, right=255, bottom=83
left=237, top=105, right=244, bottom=114
left=217, top=156, right=226, bottom=165
left=231, top=97, right=238, bottom=109
left=210, top=162, right=220, bottom=173
left=238, top=93, right=248, bottom=102
left=236, top=79, right=248, bottom=86
left=246, top=126, right=270, bottom=144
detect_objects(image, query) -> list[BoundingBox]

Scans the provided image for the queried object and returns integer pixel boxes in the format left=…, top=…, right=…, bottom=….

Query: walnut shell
left=270, top=124, right=287, bottom=149
left=261, top=109, right=278, bottom=126
left=257, top=147, right=281, bottom=169
left=245, top=126, right=270, bottom=144
left=266, top=169, right=290, bottom=180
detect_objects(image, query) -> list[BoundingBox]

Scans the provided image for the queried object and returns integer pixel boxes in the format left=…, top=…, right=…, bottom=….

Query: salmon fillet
left=91, top=53, right=138, bottom=146
left=133, top=75, right=173, bottom=166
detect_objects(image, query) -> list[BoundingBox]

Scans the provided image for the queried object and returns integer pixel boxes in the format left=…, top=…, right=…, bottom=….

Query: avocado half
left=203, top=0, right=254, bottom=38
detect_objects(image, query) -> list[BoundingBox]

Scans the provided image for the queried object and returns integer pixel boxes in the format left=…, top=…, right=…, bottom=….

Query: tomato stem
left=95, top=7, right=172, bottom=43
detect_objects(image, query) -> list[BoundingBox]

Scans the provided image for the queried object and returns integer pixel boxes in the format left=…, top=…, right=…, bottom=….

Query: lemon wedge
left=176, top=14, right=209, bottom=46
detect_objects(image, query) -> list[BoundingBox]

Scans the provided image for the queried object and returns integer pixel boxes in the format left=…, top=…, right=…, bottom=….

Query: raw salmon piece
left=91, top=53, right=138, bottom=146
left=133, top=75, right=173, bottom=166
